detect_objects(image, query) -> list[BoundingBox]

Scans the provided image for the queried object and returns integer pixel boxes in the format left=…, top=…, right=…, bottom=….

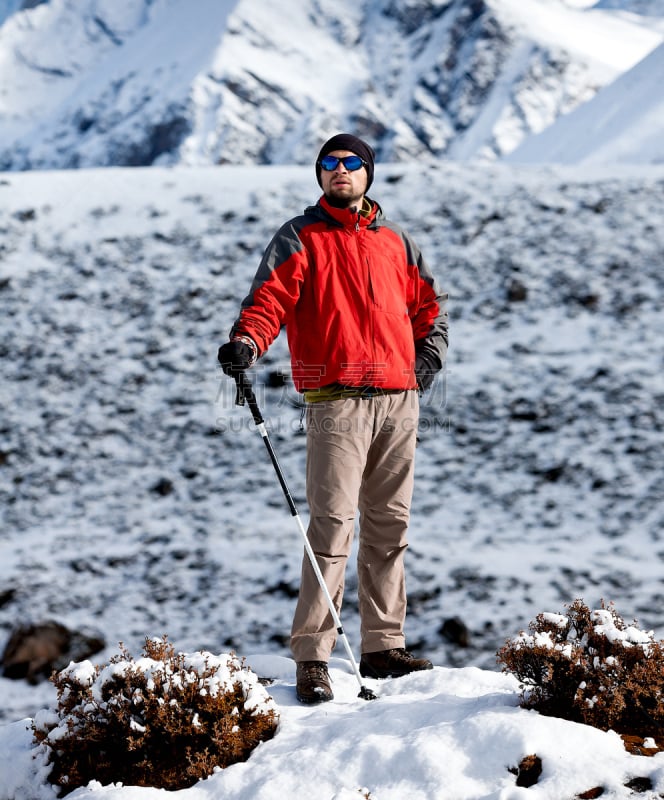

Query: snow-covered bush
left=498, top=600, right=664, bottom=740
left=32, top=636, right=279, bottom=794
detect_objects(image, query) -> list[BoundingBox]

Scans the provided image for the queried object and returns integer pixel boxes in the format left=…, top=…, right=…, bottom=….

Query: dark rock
left=515, top=754, right=542, bottom=788
left=265, top=580, right=299, bottom=599
left=538, top=464, right=566, bottom=483
left=440, top=616, right=471, bottom=647
left=268, top=632, right=289, bottom=648
left=0, top=587, right=16, bottom=608
left=624, top=776, right=652, bottom=793
left=151, top=477, right=174, bottom=496
left=119, top=114, right=191, bottom=167
left=506, top=279, right=528, bottom=302
left=13, top=209, right=36, bottom=222
left=1, top=621, right=105, bottom=683
left=578, top=292, right=600, bottom=309
left=576, top=788, right=604, bottom=799
left=509, top=397, right=539, bottom=421
left=265, top=370, right=289, bottom=389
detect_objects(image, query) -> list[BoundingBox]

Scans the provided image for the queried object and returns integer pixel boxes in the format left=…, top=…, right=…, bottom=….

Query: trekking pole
left=233, top=370, right=377, bottom=701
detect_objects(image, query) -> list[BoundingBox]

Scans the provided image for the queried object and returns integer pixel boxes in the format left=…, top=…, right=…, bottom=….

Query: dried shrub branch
left=498, top=600, right=664, bottom=739
left=33, top=636, right=279, bottom=794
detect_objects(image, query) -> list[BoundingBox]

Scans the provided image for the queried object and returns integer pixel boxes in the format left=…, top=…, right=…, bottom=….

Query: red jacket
left=231, top=196, right=448, bottom=392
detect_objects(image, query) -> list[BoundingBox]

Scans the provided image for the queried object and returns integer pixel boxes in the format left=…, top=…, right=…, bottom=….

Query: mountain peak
left=0, top=0, right=661, bottom=169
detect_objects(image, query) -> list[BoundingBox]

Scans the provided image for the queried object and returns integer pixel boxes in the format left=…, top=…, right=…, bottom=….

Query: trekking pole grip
left=234, top=371, right=263, bottom=426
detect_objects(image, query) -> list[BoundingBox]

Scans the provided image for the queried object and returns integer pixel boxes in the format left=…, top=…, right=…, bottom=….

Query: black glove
left=415, top=350, right=439, bottom=392
left=217, top=340, right=255, bottom=376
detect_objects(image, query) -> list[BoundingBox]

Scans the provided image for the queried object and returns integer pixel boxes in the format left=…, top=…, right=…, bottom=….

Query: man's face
left=320, top=150, right=368, bottom=208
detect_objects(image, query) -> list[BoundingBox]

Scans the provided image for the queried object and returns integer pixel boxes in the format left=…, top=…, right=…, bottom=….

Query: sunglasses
left=318, top=154, right=367, bottom=172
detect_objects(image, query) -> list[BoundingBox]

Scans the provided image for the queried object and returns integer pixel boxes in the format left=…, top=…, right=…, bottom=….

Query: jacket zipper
left=359, top=234, right=378, bottom=379
left=351, top=210, right=378, bottom=382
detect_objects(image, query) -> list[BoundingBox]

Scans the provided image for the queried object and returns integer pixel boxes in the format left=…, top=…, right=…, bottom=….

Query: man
left=218, top=133, right=448, bottom=704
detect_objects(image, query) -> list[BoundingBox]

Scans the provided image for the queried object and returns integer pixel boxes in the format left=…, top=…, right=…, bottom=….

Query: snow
left=5, top=662, right=664, bottom=800
left=0, top=158, right=663, bottom=798
left=496, top=0, right=662, bottom=71
left=591, top=609, right=654, bottom=648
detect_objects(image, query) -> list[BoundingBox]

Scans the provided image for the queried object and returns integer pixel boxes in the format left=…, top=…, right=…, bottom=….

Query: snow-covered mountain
left=508, top=41, right=664, bottom=165
left=0, top=0, right=662, bottom=170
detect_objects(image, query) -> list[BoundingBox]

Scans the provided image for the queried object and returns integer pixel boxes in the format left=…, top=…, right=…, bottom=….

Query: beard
left=324, top=184, right=365, bottom=209
left=325, top=192, right=364, bottom=208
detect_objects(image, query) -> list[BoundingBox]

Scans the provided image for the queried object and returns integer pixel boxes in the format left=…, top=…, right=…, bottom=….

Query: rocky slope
left=1, top=162, right=663, bottom=728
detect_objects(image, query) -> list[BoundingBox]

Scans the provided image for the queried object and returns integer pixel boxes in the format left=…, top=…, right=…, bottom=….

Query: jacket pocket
left=367, top=263, right=409, bottom=317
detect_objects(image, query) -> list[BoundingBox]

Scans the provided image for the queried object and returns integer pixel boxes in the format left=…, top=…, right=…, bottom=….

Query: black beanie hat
left=315, top=133, right=375, bottom=191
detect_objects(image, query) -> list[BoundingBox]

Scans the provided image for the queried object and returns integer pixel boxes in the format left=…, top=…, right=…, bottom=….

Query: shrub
left=32, top=636, right=279, bottom=794
left=497, top=599, right=664, bottom=739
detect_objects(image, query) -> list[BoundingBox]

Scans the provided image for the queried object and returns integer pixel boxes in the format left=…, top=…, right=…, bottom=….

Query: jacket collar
left=317, top=195, right=378, bottom=228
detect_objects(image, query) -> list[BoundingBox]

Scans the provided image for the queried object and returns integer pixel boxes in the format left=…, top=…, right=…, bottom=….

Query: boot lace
left=302, top=661, right=329, bottom=680
left=384, top=648, right=414, bottom=663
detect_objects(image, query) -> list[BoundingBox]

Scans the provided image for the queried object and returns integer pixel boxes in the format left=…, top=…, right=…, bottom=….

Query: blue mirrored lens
left=319, top=155, right=365, bottom=171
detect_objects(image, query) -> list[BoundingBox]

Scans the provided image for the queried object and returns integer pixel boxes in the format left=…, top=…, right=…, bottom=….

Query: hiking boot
left=296, top=661, right=333, bottom=704
left=359, top=648, right=433, bottom=679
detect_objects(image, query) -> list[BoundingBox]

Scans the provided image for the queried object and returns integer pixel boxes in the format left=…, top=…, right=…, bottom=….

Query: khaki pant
left=290, top=391, right=419, bottom=662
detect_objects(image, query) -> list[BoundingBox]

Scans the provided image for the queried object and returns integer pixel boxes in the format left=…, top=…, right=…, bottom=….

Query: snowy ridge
left=0, top=0, right=662, bottom=169
left=508, top=41, right=664, bottom=165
